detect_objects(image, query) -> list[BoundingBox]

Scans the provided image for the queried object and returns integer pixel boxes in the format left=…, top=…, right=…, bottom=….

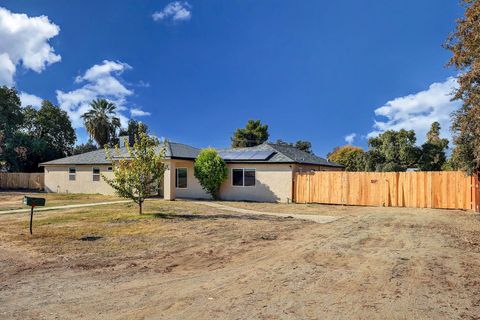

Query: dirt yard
left=1, top=194, right=480, bottom=319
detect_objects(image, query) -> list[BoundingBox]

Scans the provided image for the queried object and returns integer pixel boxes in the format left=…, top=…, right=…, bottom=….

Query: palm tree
left=82, top=99, right=121, bottom=148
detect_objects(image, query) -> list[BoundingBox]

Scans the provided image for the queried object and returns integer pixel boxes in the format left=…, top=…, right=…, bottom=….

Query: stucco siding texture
left=173, top=160, right=210, bottom=200
left=218, top=163, right=294, bottom=203
left=44, top=165, right=115, bottom=195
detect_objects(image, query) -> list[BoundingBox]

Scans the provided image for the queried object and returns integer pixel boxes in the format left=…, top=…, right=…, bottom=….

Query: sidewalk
left=194, top=201, right=341, bottom=224
left=0, top=200, right=131, bottom=215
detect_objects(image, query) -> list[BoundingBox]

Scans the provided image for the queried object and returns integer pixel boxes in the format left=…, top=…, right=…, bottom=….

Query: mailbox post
left=23, top=196, right=46, bottom=235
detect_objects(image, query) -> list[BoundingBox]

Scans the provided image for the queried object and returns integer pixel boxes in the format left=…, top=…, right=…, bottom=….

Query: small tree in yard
left=103, top=132, right=166, bottom=214
left=194, top=148, right=228, bottom=199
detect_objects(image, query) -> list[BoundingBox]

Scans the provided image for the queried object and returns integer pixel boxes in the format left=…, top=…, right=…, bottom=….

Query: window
left=68, top=168, right=76, bottom=181
left=107, top=167, right=113, bottom=171
left=176, top=168, right=187, bottom=188
left=92, top=167, right=100, bottom=181
left=232, top=168, right=256, bottom=187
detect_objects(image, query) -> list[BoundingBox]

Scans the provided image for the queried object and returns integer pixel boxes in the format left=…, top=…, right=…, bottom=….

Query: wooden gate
left=294, top=171, right=480, bottom=212
left=0, top=173, right=44, bottom=190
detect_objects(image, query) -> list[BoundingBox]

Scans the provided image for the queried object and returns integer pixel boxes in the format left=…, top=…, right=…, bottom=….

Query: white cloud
left=56, top=60, right=133, bottom=128
left=0, top=7, right=61, bottom=86
left=368, top=77, right=461, bottom=144
left=344, top=133, right=356, bottom=144
left=152, top=2, right=191, bottom=22
left=130, top=108, right=151, bottom=117
left=19, top=92, right=42, bottom=108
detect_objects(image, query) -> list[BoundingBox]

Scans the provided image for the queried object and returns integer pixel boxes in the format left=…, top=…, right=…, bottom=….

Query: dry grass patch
left=0, top=192, right=121, bottom=211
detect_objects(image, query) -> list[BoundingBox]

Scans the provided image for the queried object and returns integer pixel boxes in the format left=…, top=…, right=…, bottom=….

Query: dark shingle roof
left=40, top=141, right=342, bottom=168
left=39, top=149, right=111, bottom=166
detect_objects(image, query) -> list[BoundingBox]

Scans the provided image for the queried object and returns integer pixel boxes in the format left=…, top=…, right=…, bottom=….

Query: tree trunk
left=139, top=201, right=143, bottom=215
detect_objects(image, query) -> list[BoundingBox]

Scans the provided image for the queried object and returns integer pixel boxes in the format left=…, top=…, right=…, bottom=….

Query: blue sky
left=0, top=1, right=463, bottom=156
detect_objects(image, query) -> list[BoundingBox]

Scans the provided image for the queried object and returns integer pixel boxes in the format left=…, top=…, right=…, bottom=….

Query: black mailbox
left=23, top=196, right=46, bottom=235
left=23, top=196, right=46, bottom=207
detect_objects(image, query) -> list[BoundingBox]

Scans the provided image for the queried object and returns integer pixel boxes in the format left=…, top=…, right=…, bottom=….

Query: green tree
left=82, top=99, right=121, bottom=148
left=367, top=129, right=421, bottom=172
left=419, top=122, right=449, bottom=171
left=0, top=86, right=23, bottom=138
left=73, top=139, right=98, bottom=155
left=231, top=119, right=269, bottom=148
left=2, top=132, right=52, bottom=172
left=24, top=100, right=76, bottom=158
left=275, top=139, right=313, bottom=154
left=119, top=119, right=149, bottom=146
left=327, top=145, right=366, bottom=171
left=103, top=132, right=166, bottom=214
left=194, top=148, right=228, bottom=199
left=445, top=0, right=480, bottom=173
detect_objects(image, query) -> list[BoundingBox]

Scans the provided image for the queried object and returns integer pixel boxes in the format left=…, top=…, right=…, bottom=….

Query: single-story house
left=40, top=141, right=343, bottom=202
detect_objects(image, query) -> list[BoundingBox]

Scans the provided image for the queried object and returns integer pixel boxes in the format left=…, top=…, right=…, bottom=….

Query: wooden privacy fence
left=0, top=173, right=44, bottom=190
left=294, top=171, right=480, bottom=212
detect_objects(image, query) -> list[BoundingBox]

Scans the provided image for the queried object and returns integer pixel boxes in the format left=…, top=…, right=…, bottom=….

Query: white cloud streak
left=152, top=2, right=191, bottom=22
left=368, top=77, right=461, bottom=144
left=0, top=7, right=61, bottom=86
left=19, top=92, right=42, bottom=108
left=56, top=60, right=134, bottom=128
left=130, top=108, right=151, bottom=117
left=344, top=133, right=356, bottom=145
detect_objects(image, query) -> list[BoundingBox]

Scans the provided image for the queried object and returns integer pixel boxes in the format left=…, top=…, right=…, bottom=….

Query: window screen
left=232, top=168, right=256, bottom=187
left=232, top=169, right=244, bottom=186
left=92, top=167, right=100, bottom=181
left=176, top=168, right=187, bottom=188
left=69, top=168, right=76, bottom=181
left=244, top=169, right=256, bottom=186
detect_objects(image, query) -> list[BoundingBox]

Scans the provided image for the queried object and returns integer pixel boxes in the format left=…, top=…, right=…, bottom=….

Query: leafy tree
left=0, top=86, right=23, bottom=138
left=73, top=139, right=98, bottom=155
left=103, top=132, right=166, bottom=214
left=419, top=122, right=449, bottom=171
left=275, top=139, right=313, bottom=154
left=327, top=145, right=366, bottom=171
left=122, top=119, right=149, bottom=146
left=445, top=0, right=480, bottom=173
left=2, top=132, right=52, bottom=172
left=23, top=100, right=76, bottom=158
left=82, top=99, right=121, bottom=148
left=231, top=119, right=269, bottom=148
left=194, top=148, right=228, bottom=199
left=367, top=129, right=421, bottom=171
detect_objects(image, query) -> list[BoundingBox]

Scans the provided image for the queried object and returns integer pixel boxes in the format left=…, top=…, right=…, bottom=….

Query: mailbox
left=23, top=196, right=46, bottom=207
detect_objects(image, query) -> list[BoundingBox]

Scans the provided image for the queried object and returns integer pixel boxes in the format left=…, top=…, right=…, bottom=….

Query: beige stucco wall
left=44, top=165, right=115, bottom=195
left=171, top=160, right=210, bottom=200
left=218, top=163, right=294, bottom=202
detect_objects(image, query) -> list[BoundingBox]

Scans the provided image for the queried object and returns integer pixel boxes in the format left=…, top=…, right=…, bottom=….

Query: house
left=40, top=141, right=343, bottom=202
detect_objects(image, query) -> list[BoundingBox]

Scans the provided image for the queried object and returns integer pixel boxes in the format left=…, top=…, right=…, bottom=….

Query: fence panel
left=0, top=173, right=44, bottom=190
left=294, top=171, right=479, bottom=212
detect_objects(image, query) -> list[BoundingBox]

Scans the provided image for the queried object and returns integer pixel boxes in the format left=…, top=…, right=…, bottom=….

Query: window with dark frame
left=232, top=168, right=256, bottom=187
left=69, top=167, right=76, bottom=181
left=176, top=168, right=188, bottom=188
left=92, top=167, right=100, bottom=182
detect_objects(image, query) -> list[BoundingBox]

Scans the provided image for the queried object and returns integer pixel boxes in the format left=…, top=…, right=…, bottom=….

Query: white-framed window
left=175, top=168, right=188, bottom=189
left=232, top=168, right=256, bottom=187
left=68, top=167, right=76, bottom=181
left=92, top=167, right=101, bottom=182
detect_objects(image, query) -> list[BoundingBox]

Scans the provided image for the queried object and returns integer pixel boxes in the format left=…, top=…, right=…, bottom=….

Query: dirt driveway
left=0, top=198, right=479, bottom=319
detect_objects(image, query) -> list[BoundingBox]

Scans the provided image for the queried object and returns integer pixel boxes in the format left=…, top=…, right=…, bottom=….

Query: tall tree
left=445, top=0, right=480, bottom=173
left=0, top=86, right=23, bottom=138
left=367, top=129, right=421, bottom=172
left=103, top=132, right=166, bottom=214
left=327, top=145, right=366, bottom=171
left=231, top=119, right=269, bottom=148
left=24, top=100, right=76, bottom=158
left=73, top=139, right=98, bottom=155
left=419, top=122, right=449, bottom=171
left=274, top=139, right=313, bottom=154
left=82, top=99, right=121, bottom=148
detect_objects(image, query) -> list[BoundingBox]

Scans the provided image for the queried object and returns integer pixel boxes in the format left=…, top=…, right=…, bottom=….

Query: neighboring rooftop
left=40, top=141, right=342, bottom=168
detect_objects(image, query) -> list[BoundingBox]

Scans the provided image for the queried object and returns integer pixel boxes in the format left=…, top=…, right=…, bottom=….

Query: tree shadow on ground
left=150, top=212, right=293, bottom=222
